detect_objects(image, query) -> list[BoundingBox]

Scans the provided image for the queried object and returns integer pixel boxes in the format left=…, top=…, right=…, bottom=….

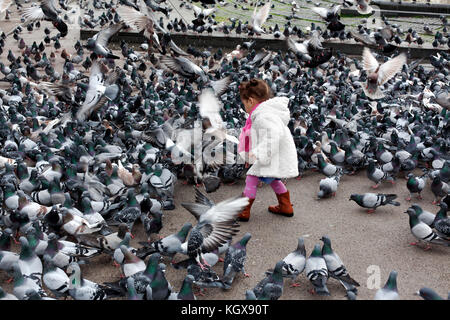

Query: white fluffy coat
left=243, top=97, right=299, bottom=179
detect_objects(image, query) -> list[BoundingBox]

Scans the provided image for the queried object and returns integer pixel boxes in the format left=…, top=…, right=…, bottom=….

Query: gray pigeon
left=415, top=287, right=445, bottom=300
left=405, top=208, right=450, bottom=250
left=265, top=237, right=306, bottom=287
left=84, top=22, right=125, bottom=59
left=318, top=170, right=342, bottom=199
left=320, top=236, right=360, bottom=295
left=349, top=193, right=400, bottom=213
left=181, top=188, right=248, bottom=270
left=136, top=222, right=192, bottom=261
left=252, top=260, right=285, bottom=300
left=374, top=271, right=399, bottom=300
left=221, top=232, right=252, bottom=289
left=305, top=244, right=330, bottom=296
left=432, top=203, right=450, bottom=239
left=409, top=204, right=435, bottom=227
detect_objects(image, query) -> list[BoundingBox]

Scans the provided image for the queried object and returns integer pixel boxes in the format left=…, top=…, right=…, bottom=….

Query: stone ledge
left=80, top=29, right=449, bottom=59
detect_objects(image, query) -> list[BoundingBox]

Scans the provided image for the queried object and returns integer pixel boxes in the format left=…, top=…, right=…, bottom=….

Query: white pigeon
left=361, top=47, right=407, bottom=99
left=250, top=1, right=271, bottom=34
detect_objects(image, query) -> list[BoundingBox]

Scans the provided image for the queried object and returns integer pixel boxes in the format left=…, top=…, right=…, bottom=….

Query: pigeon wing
left=311, top=7, right=328, bottom=19
left=192, top=4, right=202, bottom=17
left=94, top=22, right=125, bottom=47
left=21, top=5, right=46, bottom=21
left=203, top=7, right=216, bottom=17
left=194, top=187, right=215, bottom=208
left=76, top=62, right=105, bottom=121
left=351, top=31, right=376, bottom=46
left=118, top=5, right=151, bottom=33
left=196, top=197, right=248, bottom=251
left=362, top=47, right=379, bottom=73
left=377, top=53, right=406, bottom=86
left=210, top=76, right=231, bottom=97
left=252, top=1, right=271, bottom=28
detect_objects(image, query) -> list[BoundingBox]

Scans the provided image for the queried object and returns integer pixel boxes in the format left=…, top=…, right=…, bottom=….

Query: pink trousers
left=243, top=175, right=287, bottom=199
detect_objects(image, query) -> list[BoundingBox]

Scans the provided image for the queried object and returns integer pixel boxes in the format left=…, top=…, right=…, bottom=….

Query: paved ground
left=0, top=2, right=448, bottom=300
left=165, top=0, right=445, bottom=45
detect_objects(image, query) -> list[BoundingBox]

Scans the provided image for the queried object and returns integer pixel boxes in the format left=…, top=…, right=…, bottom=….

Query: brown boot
left=237, top=198, right=255, bottom=222
left=268, top=191, right=294, bottom=217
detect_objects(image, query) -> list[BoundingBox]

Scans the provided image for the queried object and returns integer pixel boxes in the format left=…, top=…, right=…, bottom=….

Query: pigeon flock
left=0, top=0, right=448, bottom=300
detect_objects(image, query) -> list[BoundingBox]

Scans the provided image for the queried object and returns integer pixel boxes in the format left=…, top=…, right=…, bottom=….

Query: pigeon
left=42, top=254, right=70, bottom=298
left=168, top=275, right=196, bottom=300
left=430, top=175, right=450, bottom=205
left=75, top=61, right=119, bottom=122
left=109, top=188, right=141, bottom=232
left=409, top=204, right=435, bottom=227
left=118, top=1, right=188, bottom=56
left=286, top=30, right=332, bottom=68
left=252, top=260, right=284, bottom=300
left=249, top=1, right=271, bottom=35
left=159, top=55, right=208, bottom=81
left=366, top=159, right=393, bottom=189
left=350, top=0, right=374, bottom=15
left=305, top=244, right=330, bottom=296
left=136, top=222, right=192, bottom=261
left=119, top=245, right=146, bottom=278
left=405, top=208, right=450, bottom=250
left=181, top=188, right=248, bottom=269
left=361, top=47, right=407, bottom=99
left=432, top=203, right=450, bottom=239
left=311, top=5, right=345, bottom=32
left=21, top=0, right=68, bottom=37
left=66, top=262, right=121, bottom=300
left=318, top=170, right=342, bottom=199
left=17, top=236, right=42, bottom=280
left=349, top=193, right=400, bottom=213
left=320, top=236, right=360, bottom=295
left=265, top=237, right=306, bottom=287
left=415, top=287, right=446, bottom=300
left=145, top=253, right=172, bottom=300
left=317, top=153, right=338, bottom=177
left=374, top=271, right=399, bottom=300
left=126, top=277, right=141, bottom=300
left=406, top=173, right=427, bottom=201
left=84, top=22, right=125, bottom=59
left=11, top=263, right=46, bottom=300
left=221, top=232, right=251, bottom=289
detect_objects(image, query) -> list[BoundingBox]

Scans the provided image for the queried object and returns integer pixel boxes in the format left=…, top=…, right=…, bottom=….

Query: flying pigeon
left=361, top=47, right=407, bottom=100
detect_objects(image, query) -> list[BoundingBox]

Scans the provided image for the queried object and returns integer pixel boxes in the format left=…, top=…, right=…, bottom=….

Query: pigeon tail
left=384, top=194, right=400, bottom=206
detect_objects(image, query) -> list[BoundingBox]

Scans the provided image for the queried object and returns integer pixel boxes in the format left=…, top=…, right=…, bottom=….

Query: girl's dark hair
left=239, top=78, right=272, bottom=102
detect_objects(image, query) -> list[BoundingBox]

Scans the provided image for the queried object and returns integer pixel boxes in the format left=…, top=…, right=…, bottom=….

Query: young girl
left=237, top=79, right=299, bottom=221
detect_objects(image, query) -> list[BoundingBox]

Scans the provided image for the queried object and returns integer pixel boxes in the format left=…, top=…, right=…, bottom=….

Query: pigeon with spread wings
left=20, top=0, right=68, bottom=36
left=84, top=22, right=125, bottom=59
left=286, top=30, right=332, bottom=68
left=249, top=1, right=271, bottom=35
left=118, top=1, right=188, bottom=56
left=361, top=47, right=407, bottom=99
left=159, top=56, right=231, bottom=96
left=76, top=61, right=120, bottom=122
left=181, top=187, right=249, bottom=270
left=311, top=5, right=344, bottom=32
